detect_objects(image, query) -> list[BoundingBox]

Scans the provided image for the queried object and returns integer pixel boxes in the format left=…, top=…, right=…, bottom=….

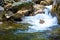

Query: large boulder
left=9, top=2, right=33, bottom=13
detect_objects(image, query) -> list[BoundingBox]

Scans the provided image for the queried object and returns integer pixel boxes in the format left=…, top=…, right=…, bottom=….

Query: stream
left=0, top=0, right=60, bottom=40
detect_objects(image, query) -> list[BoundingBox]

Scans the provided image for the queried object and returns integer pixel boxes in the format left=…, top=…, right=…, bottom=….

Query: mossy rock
left=10, top=2, right=34, bottom=13
left=0, top=21, right=30, bottom=31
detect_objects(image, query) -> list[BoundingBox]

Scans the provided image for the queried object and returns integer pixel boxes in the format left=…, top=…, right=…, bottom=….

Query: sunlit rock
left=33, top=4, right=45, bottom=14
left=17, top=9, right=29, bottom=16
left=17, top=8, right=34, bottom=16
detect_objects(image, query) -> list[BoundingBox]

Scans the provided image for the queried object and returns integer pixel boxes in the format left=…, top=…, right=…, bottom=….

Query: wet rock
left=39, top=19, right=45, bottom=24
left=0, top=6, right=4, bottom=13
left=56, top=14, right=60, bottom=24
left=56, top=3, right=60, bottom=24
left=0, top=6, right=4, bottom=11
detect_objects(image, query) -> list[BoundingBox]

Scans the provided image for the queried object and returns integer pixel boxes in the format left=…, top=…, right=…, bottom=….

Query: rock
left=56, top=14, right=60, bottom=24
left=40, top=1, right=48, bottom=5
left=4, top=2, right=12, bottom=11
left=33, top=0, right=44, bottom=4
left=0, top=6, right=4, bottom=13
left=0, top=0, right=4, bottom=6
left=56, top=3, right=60, bottom=24
left=9, top=2, right=33, bottom=13
left=45, top=0, right=53, bottom=5
left=11, top=13, right=23, bottom=21
left=0, top=6, right=4, bottom=11
left=14, top=0, right=20, bottom=2
left=39, top=19, right=45, bottom=24
left=17, top=9, right=29, bottom=16
left=0, top=22, right=3, bottom=24
left=17, top=9, right=34, bottom=16
left=33, top=4, right=45, bottom=14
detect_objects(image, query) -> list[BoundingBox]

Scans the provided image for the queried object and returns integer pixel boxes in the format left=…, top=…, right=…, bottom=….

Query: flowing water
left=19, top=5, right=58, bottom=32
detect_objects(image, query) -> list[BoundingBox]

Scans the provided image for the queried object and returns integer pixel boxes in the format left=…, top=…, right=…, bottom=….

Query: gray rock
left=0, top=6, right=4, bottom=13
left=0, top=6, right=4, bottom=11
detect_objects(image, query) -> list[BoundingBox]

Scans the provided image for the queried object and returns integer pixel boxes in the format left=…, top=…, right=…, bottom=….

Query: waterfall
left=20, top=4, right=58, bottom=32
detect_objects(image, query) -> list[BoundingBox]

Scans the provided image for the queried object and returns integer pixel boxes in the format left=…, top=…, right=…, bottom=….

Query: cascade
left=21, top=4, right=58, bottom=32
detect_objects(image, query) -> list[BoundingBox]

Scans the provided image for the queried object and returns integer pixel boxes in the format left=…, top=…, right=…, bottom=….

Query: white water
left=20, top=5, right=58, bottom=32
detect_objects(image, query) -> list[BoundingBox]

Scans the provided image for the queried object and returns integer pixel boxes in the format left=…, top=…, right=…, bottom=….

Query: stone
left=33, top=0, right=44, bottom=4
left=0, top=6, right=4, bottom=11
left=39, top=19, right=45, bottom=24
left=45, top=0, right=53, bottom=5
left=33, top=4, right=45, bottom=14
left=0, top=6, right=4, bottom=13
left=17, top=9, right=29, bottom=16
left=40, top=1, right=48, bottom=5
left=17, top=8, right=33, bottom=16
left=0, top=22, right=3, bottom=24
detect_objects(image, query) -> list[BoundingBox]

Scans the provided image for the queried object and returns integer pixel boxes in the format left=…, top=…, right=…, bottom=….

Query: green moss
left=0, top=21, right=30, bottom=31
